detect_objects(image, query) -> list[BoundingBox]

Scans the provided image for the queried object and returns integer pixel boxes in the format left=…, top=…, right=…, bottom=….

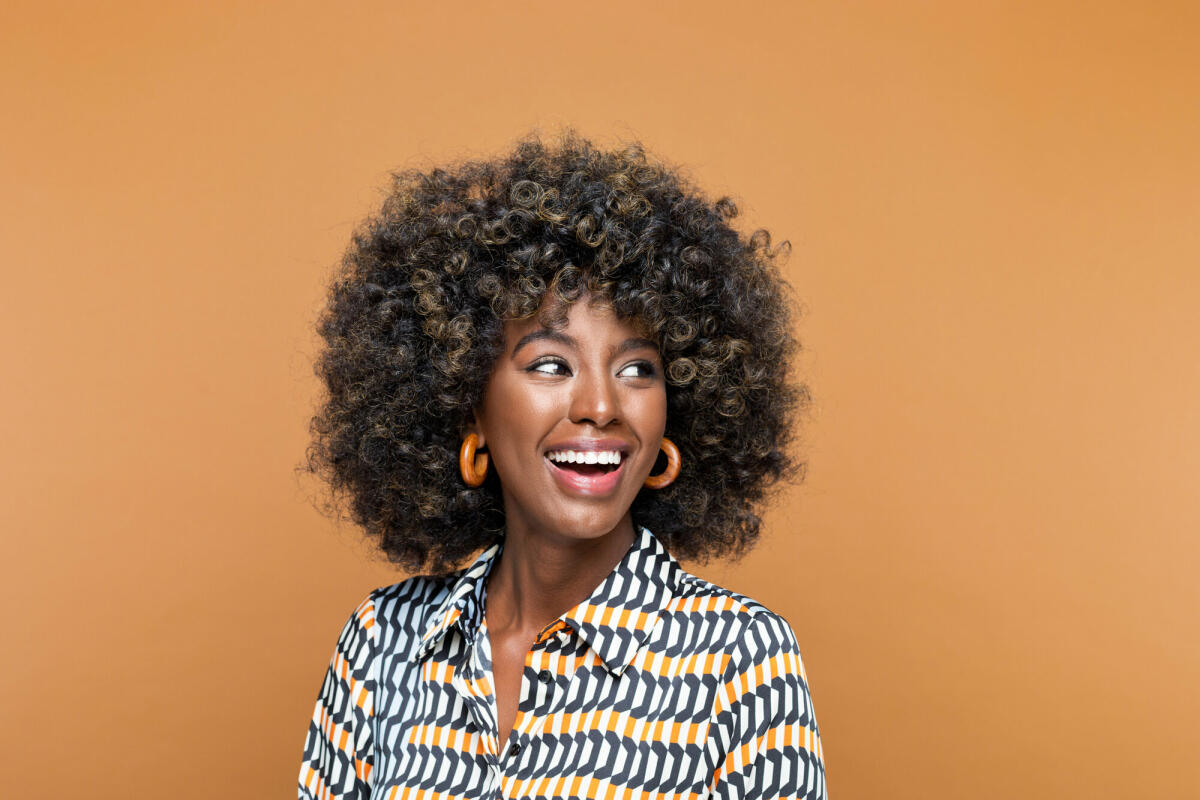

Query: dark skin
left=484, top=529, right=636, bottom=745
left=470, top=296, right=667, bottom=748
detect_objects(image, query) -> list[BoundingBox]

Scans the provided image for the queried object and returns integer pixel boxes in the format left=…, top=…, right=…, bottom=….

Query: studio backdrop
left=2, top=1, right=1197, bottom=798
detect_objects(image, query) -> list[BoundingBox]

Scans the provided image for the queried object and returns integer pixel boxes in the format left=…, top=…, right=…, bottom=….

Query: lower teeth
left=556, top=462, right=616, bottom=474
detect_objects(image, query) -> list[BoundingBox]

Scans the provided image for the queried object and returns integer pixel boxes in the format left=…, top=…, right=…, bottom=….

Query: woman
left=299, top=131, right=827, bottom=799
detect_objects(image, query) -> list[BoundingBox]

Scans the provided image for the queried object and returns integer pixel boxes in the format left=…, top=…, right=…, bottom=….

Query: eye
left=529, top=358, right=571, bottom=376
left=617, top=361, right=657, bottom=379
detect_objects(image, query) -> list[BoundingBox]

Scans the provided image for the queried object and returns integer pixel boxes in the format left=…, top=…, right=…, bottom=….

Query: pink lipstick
left=544, top=439, right=630, bottom=496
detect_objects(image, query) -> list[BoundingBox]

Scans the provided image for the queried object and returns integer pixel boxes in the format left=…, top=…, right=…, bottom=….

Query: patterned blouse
left=298, top=526, right=827, bottom=799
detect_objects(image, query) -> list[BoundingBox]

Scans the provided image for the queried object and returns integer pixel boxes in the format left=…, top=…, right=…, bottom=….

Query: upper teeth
left=547, top=450, right=622, bottom=465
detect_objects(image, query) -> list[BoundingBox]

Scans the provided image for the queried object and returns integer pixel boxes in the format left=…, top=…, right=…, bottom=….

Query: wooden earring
left=459, top=433, right=489, bottom=487
left=643, top=437, right=681, bottom=489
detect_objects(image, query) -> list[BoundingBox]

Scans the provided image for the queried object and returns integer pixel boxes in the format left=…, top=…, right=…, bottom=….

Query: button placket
left=500, top=645, right=541, bottom=769
left=464, top=621, right=502, bottom=761
left=519, top=641, right=570, bottom=747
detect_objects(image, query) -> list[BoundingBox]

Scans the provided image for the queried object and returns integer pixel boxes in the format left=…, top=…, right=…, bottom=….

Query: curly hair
left=305, top=129, right=808, bottom=574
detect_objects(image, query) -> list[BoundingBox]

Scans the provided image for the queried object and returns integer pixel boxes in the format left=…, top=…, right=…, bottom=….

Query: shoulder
left=672, top=570, right=802, bottom=639
left=329, top=570, right=461, bottom=655
left=673, top=570, right=776, bottom=616
left=673, top=574, right=820, bottom=724
left=664, top=570, right=809, bottom=669
left=367, top=571, right=457, bottom=623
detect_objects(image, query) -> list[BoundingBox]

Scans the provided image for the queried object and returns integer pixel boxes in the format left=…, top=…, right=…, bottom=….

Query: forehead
left=501, top=295, right=654, bottom=346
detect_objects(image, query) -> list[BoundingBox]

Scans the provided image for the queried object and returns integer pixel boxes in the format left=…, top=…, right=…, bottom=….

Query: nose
left=568, top=367, right=620, bottom=428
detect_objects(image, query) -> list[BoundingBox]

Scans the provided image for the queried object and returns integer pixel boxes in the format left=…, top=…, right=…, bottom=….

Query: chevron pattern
left=299, top=527, right=827, bottom=799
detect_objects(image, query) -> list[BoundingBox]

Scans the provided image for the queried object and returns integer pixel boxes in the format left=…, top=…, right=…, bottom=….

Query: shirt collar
left=411, top=526, right=682, bottom=676
left=409, top=540, right=500, bottom=665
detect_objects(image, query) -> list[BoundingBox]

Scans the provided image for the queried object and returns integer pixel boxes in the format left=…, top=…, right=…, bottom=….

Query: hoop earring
left=643, top=437, right=681, bottom=489
left=459, top=433, right=489, bottom=487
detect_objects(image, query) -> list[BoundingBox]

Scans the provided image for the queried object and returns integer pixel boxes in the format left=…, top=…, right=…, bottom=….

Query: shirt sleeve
left=709, top=611, right=828, bottom=800
left=298, top=595, right=380, bottom=800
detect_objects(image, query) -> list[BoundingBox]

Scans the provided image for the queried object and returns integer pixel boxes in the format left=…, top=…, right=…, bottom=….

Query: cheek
left=639, top=388, right=668, bottom=435
left=629, top=389, right=669, bottom=457
left=478, top=375, right=560, bottom=459
left=496, top=392, right=561, bottom=448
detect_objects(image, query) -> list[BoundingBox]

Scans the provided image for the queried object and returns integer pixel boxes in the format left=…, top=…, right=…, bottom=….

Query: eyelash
left=528, top=358, right=657, bottom=379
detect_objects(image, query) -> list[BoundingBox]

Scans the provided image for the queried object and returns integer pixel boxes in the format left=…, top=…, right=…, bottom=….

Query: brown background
left=2, top=1, right=1197, bottom=797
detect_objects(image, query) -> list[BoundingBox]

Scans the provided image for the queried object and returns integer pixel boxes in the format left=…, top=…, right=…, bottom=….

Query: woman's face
left=473, top=296, right=667, bottom=543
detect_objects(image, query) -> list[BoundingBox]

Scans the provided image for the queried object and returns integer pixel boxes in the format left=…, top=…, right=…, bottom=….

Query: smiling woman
left=474, top=299, right=668, bottom=535
left=299, top=130, right=827, bottom=799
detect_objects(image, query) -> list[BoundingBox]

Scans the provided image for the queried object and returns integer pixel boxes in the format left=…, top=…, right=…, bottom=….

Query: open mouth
left=545, top=449, right=624, bottom=477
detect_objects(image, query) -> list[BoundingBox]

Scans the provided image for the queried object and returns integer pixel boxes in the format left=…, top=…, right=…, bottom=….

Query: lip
left=543, top=438, right=632, bottom=497
left=543, top=438, right=631, bottom=455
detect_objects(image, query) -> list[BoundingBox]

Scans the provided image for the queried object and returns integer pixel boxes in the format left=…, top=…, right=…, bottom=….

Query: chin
left=541, top=505, right=633, bottom=541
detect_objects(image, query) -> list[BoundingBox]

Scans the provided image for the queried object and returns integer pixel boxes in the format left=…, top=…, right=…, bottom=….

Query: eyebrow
left=511, top=329, right=573, bottom=357
left=510, top=329, right=659, bottom=359
left=616, top=337, right=660, bottom=357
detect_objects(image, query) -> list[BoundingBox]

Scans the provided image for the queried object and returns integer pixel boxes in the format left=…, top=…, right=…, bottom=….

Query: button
left=537, top=669, right=553, bottom=684
left=508, top=742, right=521, bottom=757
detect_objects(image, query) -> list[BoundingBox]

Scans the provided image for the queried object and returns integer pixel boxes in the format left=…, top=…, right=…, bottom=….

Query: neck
left=484, top=515, right=636, bottom=636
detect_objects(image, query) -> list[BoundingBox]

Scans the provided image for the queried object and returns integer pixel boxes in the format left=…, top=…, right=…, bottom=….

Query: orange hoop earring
left=459, top=433, right=489, bottom=487
left=643, top=437, right=681, bottom=489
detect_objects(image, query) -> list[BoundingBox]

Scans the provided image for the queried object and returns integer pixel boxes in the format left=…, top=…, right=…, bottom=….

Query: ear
left=465, top=411, right=487, bottom=449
